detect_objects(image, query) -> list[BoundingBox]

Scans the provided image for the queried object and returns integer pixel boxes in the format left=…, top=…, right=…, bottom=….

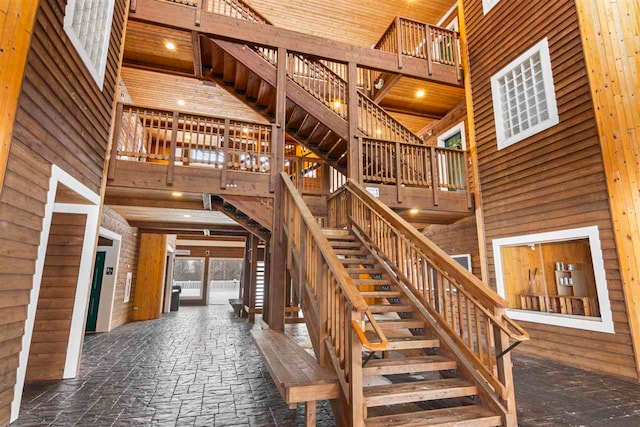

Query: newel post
left=317, top=253, right=329, bottom=366
left=349, top=309, right=364, bottom=426
left=347, top=62, right=360, bottom=182
left=395, top=16, right=403, bottom=69
left=167, top=110, right=179, bottom=186
left=493, top=307, right=517, bottom=426
left=220, top=118, right=231, bottom=189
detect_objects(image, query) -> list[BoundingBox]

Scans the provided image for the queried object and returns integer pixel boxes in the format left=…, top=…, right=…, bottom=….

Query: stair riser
left=365, top=385, right=478, bottom=407
left=363, top=361, right=456, bottom=376
left=385, top=340, right=440, bottom=351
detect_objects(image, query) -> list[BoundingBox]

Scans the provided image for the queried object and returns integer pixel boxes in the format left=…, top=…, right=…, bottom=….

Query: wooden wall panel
left=0, top=0, right=39, bottom=195
left=574, top=0, right=640, bottom=381
left=462, top=0, right=637, bottom=379
left=0, top=143, right=50, bottom=422
left=132, top=233, right=168, bottom=321
left=25, top=213, right=87, bottom=383
left=422, top=216, right=481, bottom=278
left=99, top=207, right=140, bottom=329
left=0, top=0, right=128, bottom=422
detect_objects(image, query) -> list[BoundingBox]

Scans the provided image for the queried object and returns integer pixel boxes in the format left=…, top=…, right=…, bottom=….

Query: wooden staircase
left=198, top=0, right=427, bottom=173
left=324, top=228, right=501, bottom=426
left=279, top=172, right=529, bottom=426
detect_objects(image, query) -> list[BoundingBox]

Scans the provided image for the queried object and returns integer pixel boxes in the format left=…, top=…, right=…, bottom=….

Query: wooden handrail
left=281, top=173, right=367, bottom=312
left=328, top=179, right=528, bottom=404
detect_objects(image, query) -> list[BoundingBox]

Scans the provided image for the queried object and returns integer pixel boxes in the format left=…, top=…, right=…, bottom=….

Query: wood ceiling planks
left=243, top=0, right=456, bottom=46
left=123, top=21, right=194, bottom=73
left=380, top=77, right=465, bottom=117
left=121, top=67, right=267, bottom=122
left=110, top=206, right=239, bottom=225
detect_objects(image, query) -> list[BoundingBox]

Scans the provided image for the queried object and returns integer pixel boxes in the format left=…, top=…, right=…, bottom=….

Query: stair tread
left=364, top=378, right=478, bottom=407
left=369, top=304, right=412, bottom=313
left=363, top=356, right=456, bottom=375
left=371, top=319, right=423, bottom=328
left=365, top=405, right=501, bottom=427
left=382, top=336, right=440, bottom=350
left=361, top=291, right=402, bottom=298
left=354, top=279, right=392, bottom=285
left=346, top=268, right=384, bottom=274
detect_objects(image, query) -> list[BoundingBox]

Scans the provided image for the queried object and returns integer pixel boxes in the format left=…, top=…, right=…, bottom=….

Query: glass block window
left=63, top=0, right=116, bottom=90
left=482, top=0, right=501, bottom=14
left=491, top=38, right=559, bottom=150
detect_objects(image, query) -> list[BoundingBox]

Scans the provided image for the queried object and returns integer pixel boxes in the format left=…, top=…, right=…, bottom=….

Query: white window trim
left=437, top=121, right=466, bottom=150
left=482, top=0, right=501, bottom=14
left=451, top=254, right=472, bottom=272
left=63, top=0, right=116, bottom=90
left=492, top=226, right=614, bottom=334
left=491, top=38, right=559, bottom=150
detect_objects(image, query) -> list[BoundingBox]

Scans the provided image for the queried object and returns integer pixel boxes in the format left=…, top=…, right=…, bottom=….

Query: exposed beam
left=192, top=31, right=203, bottom=77
left=129, top=0, right=462, bottom=86
left=372, top=73, right=402, bottom=103
left=105, top=197, right=205, bottom=210
left=122, top=60, right=209, bottom=82
left=381, top=106, right=443, bottom=120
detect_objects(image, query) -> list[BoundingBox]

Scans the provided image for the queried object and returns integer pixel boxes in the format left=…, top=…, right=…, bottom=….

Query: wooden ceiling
left=121, top=67, right=266, bottom=122
left=111, top=206, right=239, bottom=225
left=123, top=22, right=194, bottom=73
left=244, top=0, right=456, bottom=46
left=380, top=78, right=465, bottom=117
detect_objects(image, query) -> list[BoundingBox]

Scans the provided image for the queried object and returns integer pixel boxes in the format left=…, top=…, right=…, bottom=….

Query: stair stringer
left=221, top=195, right=273, bottom=231
left=350, top=224, right=512, bottom=426
left=204, top=193, right=271, bottom=239
left=209, top=39, right=350, bottom=165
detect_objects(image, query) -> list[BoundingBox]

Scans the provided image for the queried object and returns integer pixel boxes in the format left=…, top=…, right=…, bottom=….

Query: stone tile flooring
left=14, top=305, right=640, bottom=426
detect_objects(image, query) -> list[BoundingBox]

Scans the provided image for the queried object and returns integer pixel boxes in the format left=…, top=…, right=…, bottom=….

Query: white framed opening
left=491, top=38, right=559, bottom=150
left=482, top=0, right=501, bottom=14
left=173, top=257, right=206, bottom=299
left=63, top=0, right=116, bottom=90
left=11, top=166, right=101, bottom=423
left=451, top=254, right=472, bottom=272
left=492, top=226, right=614, bottom=333
left=437, top=121, right=466, bottom=150
left=92, top=227, right=122, bottom=333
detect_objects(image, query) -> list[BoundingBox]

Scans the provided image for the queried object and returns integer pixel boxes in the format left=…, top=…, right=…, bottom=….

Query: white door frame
left=436, top=122, right=466, bottom=190
left=94, top=227, right=122, bottom=333
left=11, top=166, right=101, bottom=423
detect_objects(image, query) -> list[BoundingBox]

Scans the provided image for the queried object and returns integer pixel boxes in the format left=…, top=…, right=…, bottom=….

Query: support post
left=248, top=235, right=259, bottom=323
left=167, top=111, right=179, bottom=185
left=395, top=16, right=403, bottom=69
left=107, top=103, right=123, bottom=180
left=395, top=141, right=402, bottom=203
left=347, top=62, right=360, bottom=181
left=241, top=235, right=252, bottom=318
left=430, top=146, right=439, bottom=206
left=221, top=118, right=230, bottom=189
left=493, top=307, right=517, bottom=426
left=349, top=310, right=364, bottom=427
left=266, top=47, right=287, bottom=331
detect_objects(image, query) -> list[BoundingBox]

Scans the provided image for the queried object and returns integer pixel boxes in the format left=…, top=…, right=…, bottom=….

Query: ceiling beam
left=129, top=0, right=462, bottom=86
left=132, top=221, right=247, bottom=233
left=373, top=73, right=402, bottom=103
left=382, top=107, right=443, bottom=120
left=105, top=196, right=205, bottom=210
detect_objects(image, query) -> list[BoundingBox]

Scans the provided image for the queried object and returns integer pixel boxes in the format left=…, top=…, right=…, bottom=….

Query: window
left=482, top=0, right=501, bottom=14
left=451, top=254, right=472, bottom=272
left=493, top=226, right=614, bottom=333
left=173, top=258, right=205, bottom=299
left=63, top=0, right=116, bottom=89
left=491, top=38, right=559, bottom=150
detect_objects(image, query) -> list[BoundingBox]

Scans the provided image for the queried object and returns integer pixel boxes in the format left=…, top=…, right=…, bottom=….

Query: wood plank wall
left=422, top=216, right=481, bottom=278
left=25, top=213, right=87, bottom=383
left=0, top=0, right=128, bottom=423
left=132, top=233, right=168, bottom=321
left=100, top=207, right=140, bottom=329
left=0, top=143, right=50, bottom=423
left=0, top=0, right=39, bottom=195
left=461, top=0, right=637, bottom=379
left=574, top=0, right=640, bottom=381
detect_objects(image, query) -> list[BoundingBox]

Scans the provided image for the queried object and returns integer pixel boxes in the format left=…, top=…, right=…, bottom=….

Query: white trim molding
left=11, top=166, right=102, bottom=423
left=437, top=121, right=466, bottom=150
left=482, top=0, right=501, bottom=14
left=95, top=227, right=123, bottom=333
left=451, top=254, right=472, bottom=272
left=491, top=38, right=559, bottom=150
left=492, top=226, right=614, bottom=334
left=63, top=0, right=116, bottom=90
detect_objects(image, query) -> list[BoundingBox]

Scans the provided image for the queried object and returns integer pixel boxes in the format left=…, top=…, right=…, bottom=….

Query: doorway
left=86, top=251, right=106, bottom=332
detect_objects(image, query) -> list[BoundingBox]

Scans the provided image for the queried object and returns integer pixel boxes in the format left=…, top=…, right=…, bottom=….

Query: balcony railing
left=108, top=103, right=273, bottom=184
left=374, top=16, right=462, bottom=81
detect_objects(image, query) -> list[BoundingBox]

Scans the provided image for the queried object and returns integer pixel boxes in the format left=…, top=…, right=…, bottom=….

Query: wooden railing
left=360, top=137, right=469, bottom=198
left=281, top=173, right=387, bottom=423
left=109, top=103, right=273, bottom=181
left=374, top=16, right=462, bottom=80
left=327, top=180, right=528, bottom=409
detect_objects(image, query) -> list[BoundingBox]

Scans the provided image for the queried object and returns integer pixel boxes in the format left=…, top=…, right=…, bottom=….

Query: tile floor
left=13, top=305, right=640, bottom=426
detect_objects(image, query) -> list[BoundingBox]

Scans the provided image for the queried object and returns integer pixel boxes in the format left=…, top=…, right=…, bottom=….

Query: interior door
left=86, top=251, right=106, bottom=332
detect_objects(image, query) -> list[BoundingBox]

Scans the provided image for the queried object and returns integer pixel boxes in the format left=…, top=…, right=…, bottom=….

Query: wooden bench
left=251, top=329, right=340, bottom=426
left=228, top=298, right=243, bottom=317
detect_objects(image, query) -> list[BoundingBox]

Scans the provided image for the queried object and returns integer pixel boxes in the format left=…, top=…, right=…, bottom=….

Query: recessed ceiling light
left=172, top=191, right=183, bottom=197
left=416, top=89, right=426, bottom=98
left=409, top=208, right=419, bottom=215
left=333, top=100, right=342, bottom=109
left=376, top=129, right=383, bottom=135
left=242, top=127, right=249, bottom=133
left=165, top=41, right=176, bottom=51
left=177, top=99, right=186, bottom=106
left=183, top=214, right=191, bottom=218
